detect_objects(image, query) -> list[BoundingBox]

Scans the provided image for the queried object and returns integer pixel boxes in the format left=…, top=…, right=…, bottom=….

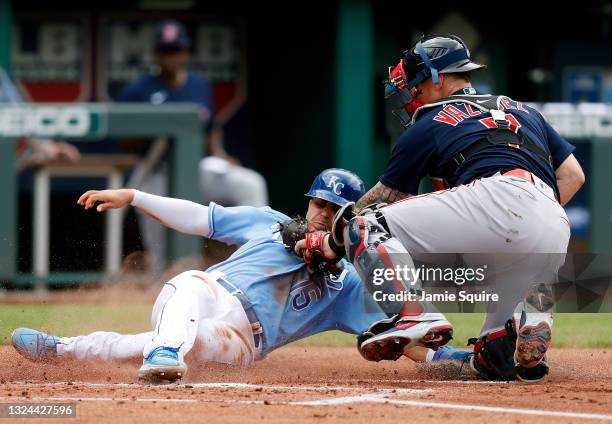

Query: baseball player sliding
left=295, top=35, right=585, bottom=382
left=12, top=169, right=393, bottom=382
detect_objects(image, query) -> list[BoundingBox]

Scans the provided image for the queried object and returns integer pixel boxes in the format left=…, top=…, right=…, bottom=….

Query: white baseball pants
left=57, top=271, right=258, bottom=366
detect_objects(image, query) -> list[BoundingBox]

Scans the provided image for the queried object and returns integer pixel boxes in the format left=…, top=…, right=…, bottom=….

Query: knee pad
left=345, top=215, right=389, bottom=263
left=346, top=216, right=368, bottom=263
left=345, top=214, right=416, bottom=315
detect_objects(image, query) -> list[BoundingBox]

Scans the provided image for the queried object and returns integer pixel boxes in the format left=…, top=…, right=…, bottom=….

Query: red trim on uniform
left=382, top=181, right=477, bottom=208
left=384, top=169, right=535, bottom=211
left=485, top=327, right=509, bottom=341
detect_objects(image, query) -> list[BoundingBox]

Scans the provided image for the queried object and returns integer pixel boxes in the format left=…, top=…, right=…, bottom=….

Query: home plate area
left=1, top=346, right=611, bottom=423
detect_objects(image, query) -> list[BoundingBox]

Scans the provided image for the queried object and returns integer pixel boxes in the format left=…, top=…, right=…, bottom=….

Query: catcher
left=12, top=168, right=394, bottom=382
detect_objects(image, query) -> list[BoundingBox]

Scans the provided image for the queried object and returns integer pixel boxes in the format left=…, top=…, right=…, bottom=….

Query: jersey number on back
left=478, top=113, right=521, bottom=133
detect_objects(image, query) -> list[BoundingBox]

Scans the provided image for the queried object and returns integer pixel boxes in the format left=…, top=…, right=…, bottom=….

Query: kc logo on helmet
left=326, top=175, right=345, bottom=195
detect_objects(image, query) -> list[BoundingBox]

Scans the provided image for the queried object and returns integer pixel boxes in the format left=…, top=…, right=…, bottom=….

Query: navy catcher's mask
left=305, top=168, right=365, bottom=206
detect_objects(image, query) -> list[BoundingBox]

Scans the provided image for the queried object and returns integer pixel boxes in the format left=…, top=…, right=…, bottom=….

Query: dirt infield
left=0, top=346, right=610, bottom=423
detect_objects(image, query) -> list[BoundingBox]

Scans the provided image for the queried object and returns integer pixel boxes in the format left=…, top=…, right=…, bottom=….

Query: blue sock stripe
left=432, top=346, right=472, bottom=361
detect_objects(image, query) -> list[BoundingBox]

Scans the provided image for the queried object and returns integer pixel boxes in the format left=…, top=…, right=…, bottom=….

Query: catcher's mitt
left=278, top=216, right=313, bottom=252
left=277, top=217, right=344, bottom=276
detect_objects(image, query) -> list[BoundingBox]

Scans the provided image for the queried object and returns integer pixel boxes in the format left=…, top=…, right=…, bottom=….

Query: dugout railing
left=0, top=103, right=204, bottom=287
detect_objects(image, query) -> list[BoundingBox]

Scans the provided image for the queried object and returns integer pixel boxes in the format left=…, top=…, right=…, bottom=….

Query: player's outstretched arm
left=78, top=189, right=210, bottom=236
left=78, top=189, right=135, bottom=212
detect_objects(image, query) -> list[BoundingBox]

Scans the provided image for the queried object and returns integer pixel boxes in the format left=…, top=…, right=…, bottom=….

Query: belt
left=213, top=274, right=263, bottom=350
left=501, top=168, right=558, bottom=202
left=502, top=168, right=534, bottom=183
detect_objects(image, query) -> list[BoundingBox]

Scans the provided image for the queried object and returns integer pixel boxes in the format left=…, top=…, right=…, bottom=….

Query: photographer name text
left=373, top=290, right=499, bottom=303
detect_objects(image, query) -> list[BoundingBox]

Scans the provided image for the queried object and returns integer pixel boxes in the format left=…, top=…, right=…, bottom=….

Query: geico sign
left=0, top=107, right=91, bottom=137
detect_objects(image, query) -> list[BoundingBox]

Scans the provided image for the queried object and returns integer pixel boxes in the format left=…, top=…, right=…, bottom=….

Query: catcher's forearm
left=131, top=190, right=210, bottom=236
left=356, top=182, right=411, bottom=211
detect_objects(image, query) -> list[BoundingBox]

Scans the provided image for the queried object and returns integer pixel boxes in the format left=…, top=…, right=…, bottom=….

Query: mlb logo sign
left=12, top=16, right=90, bottom=101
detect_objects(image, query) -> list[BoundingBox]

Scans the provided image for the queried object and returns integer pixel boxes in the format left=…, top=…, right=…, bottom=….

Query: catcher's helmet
left=305, top=168, right=365, bottom=206
left=384, top=35, right=485, bottom=127
left=402, top=35, right=485, bottom=86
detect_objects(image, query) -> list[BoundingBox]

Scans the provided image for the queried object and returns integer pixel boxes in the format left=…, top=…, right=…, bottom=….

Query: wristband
left=327, top=233, right=346, bottom=257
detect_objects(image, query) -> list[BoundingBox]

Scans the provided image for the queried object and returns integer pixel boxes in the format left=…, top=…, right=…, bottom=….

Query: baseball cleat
left=515, top=321, right=551, bottom=369
left=516, top=355, right=549, bottom=383
left=514, top=283, right=554, bottom=370
left=359, top=318, right=453, bottom=362
left=12, top=328, right=60, bottom=362
left=138, top=346, right=187, bottom=383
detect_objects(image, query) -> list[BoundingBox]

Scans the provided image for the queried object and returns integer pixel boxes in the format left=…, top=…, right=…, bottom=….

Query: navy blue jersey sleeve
left=379, top=121, right=437, bottom=194
left=542, top=118, right=575, bottom=169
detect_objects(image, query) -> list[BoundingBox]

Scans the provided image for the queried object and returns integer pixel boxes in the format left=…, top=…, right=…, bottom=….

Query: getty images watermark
left=370, top=263, right=499, bottom=303
left=362, top=253, right=612, bottom=314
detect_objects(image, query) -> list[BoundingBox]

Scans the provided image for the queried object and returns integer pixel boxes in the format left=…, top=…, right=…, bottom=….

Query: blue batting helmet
left=305, top=168, right=365, bottom=206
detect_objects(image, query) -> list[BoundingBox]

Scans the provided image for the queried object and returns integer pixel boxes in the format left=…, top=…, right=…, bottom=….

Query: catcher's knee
left=345, top=216, right=367, bottom=263
left=345, top=214, right=392, bottom=287
left=345, top=213, right=390, bottom=263
left=345, top=214, right=412, bottom=315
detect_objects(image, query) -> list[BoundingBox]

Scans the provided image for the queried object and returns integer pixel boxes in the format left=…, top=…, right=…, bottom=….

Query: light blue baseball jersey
left=204, top=202, right=386, bottom=355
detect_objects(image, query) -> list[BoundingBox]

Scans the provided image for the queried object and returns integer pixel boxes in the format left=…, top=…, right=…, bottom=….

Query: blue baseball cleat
left=12, top=328, right=60, bottom=362
left=138, top=346, right=187, bottom=383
